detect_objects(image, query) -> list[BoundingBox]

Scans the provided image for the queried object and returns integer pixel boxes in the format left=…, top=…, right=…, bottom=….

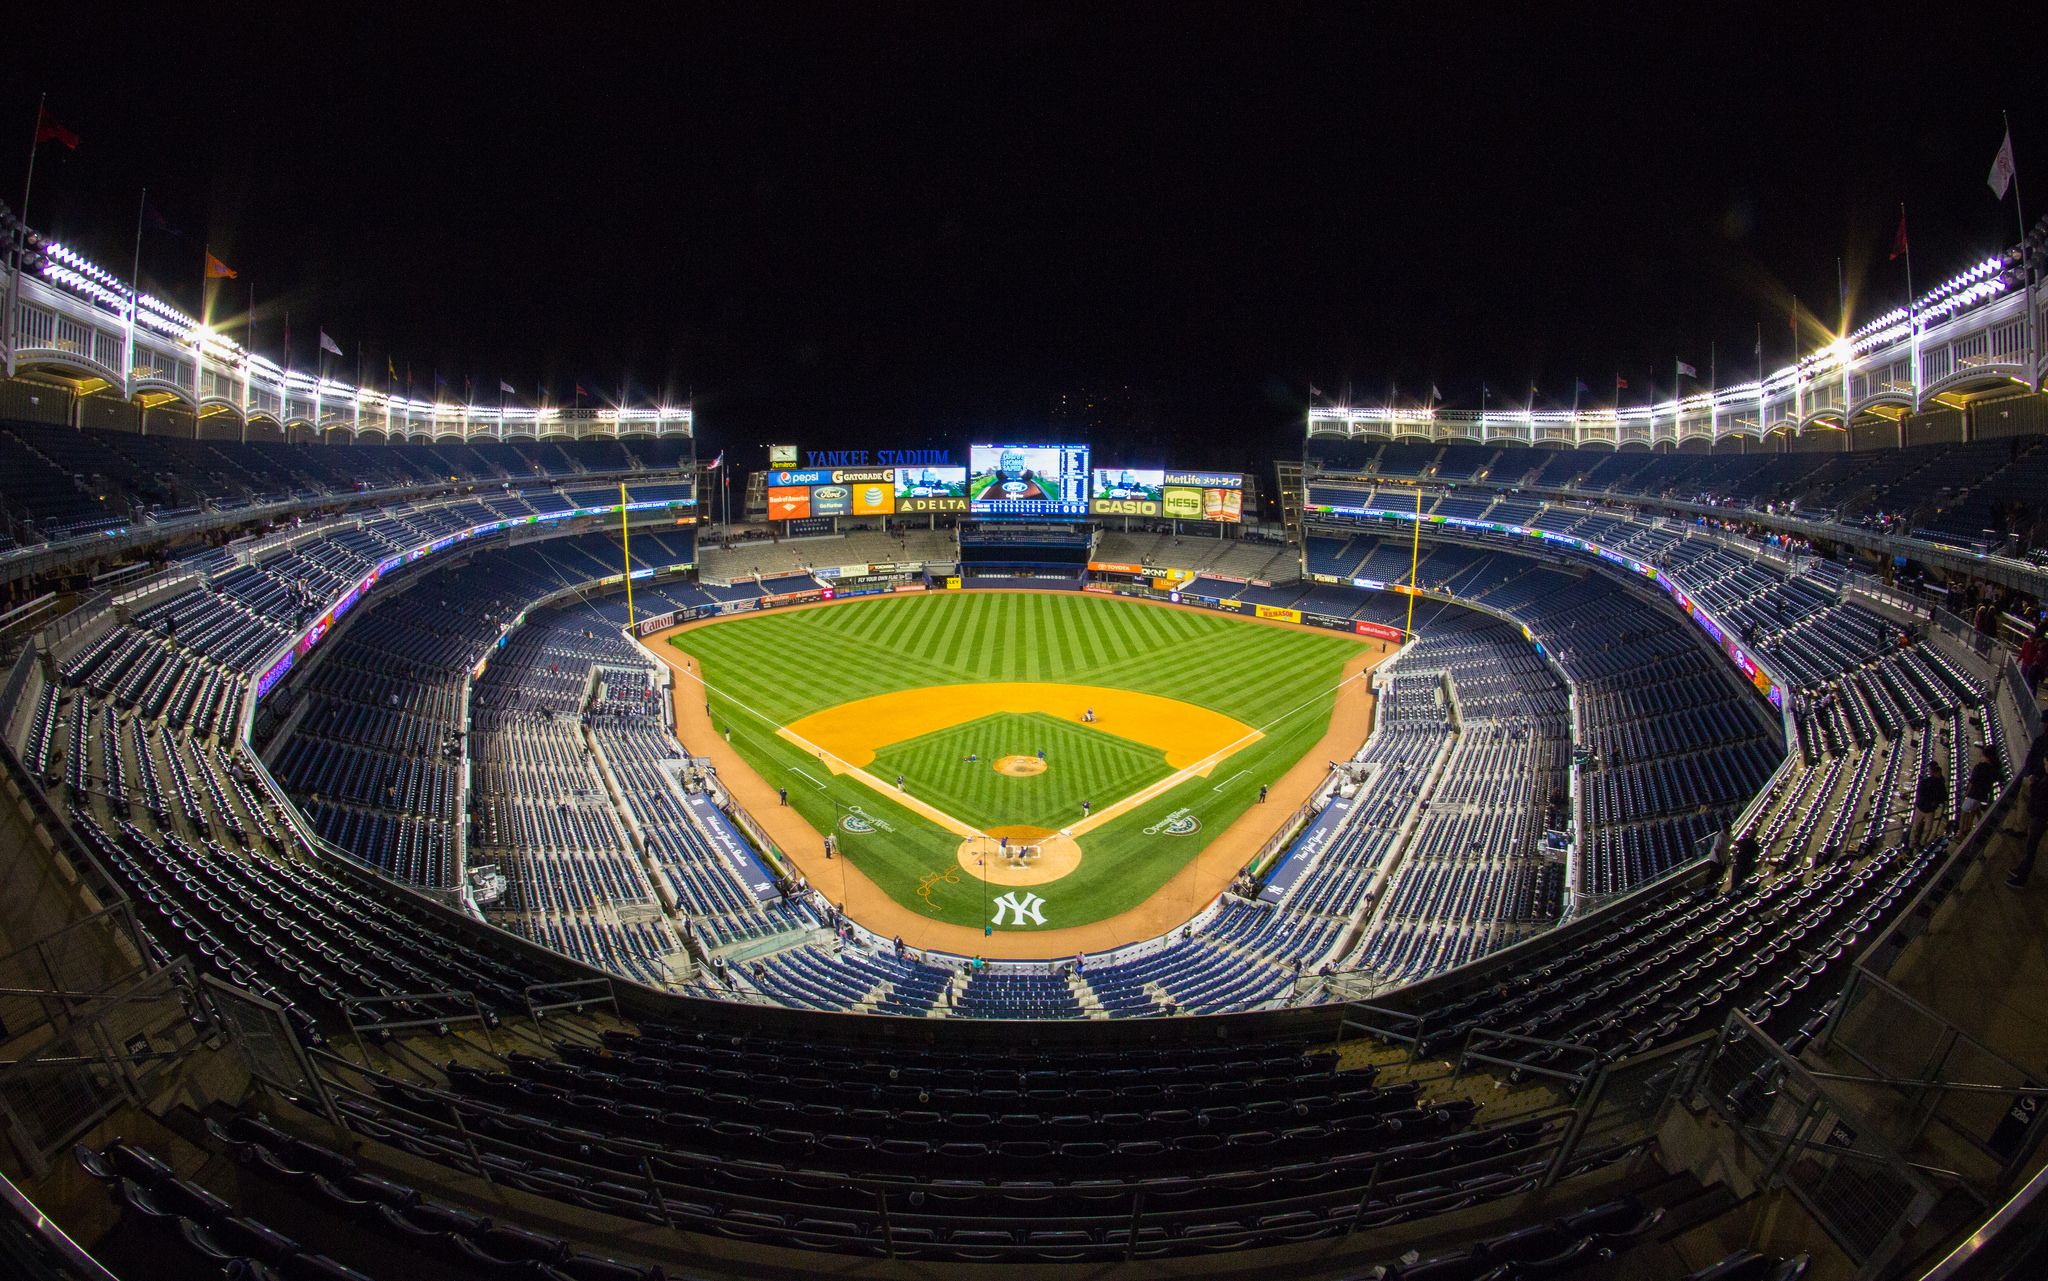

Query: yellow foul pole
left=1404, top=485, right=1422, bottom=638
left=620, top=482, right=636, bottom=629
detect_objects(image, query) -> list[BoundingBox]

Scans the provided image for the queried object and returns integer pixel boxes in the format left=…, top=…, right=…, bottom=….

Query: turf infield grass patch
left=866, top=711, right=1168, bottom=833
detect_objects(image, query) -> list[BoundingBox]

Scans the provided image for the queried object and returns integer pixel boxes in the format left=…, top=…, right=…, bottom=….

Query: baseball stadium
left=3, top=27, right=2048, bottom=1281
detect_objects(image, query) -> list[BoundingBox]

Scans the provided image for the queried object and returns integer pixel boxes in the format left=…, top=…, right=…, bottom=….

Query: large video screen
left=894, top=465, right=970, bottom=514
left=1090, top=468, right=1243, bottom=521
left=969, top=444, right=1091, bottom=516
left=1090, top=468, right=1163, bottom=516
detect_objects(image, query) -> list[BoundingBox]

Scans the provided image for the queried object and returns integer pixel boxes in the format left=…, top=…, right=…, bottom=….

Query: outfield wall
left=628, top=572, right=1408, bottom=643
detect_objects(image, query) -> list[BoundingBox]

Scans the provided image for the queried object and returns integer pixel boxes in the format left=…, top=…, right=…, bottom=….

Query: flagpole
left=1404, top=483, right=1421, bottom=640
left=1709, top=341, right=1717, bottom=441
left=1902, top=202, right=1919, bottom=419
left=124, top=187, right=144, bottom=403
left=1790, top=296, right=1803, bottom=425
left=621, top=481, right=636, bottom=629
left=19, top=94, right=44, bottom=227
left=2006, top=111, right=2038, bottom=391
left=241, top=278, right=253, bottom=427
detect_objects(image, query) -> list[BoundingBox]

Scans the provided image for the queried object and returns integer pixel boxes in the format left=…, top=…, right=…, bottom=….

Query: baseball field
left=655, top=590, right=1379, bottom=952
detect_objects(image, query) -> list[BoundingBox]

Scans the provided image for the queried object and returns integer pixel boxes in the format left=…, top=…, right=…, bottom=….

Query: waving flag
left=1990, top=127, right=2016, bottom=199
left=143, top=197, right=181, bottom=237
left=34, top=105, right=79, bottom=150
left=203, top=251, right=237, bottom=279
left=318, top=330, right=343, bottom=357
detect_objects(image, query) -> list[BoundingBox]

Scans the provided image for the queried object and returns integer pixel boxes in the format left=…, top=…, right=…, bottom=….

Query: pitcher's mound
left=993, top=754, right=1047, bottom=777
left=957, top=825, right=1081, bottom=885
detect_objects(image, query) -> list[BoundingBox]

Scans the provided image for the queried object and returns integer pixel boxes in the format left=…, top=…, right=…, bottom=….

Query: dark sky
left=9, top=4, right=2043, bottom=471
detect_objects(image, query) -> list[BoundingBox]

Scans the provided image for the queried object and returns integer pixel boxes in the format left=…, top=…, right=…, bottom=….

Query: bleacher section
left=1305, top=431, right=2048, bottom=555
left=1347, top=618, right=1568, bottom=983
left=30, top=472, right=2014, bottom=1033
left=0, top=416, right=693, bottom=553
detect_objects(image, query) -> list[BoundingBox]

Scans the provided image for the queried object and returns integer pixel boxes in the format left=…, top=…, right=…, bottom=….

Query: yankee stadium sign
left=806, top=449, right=953, bottom=467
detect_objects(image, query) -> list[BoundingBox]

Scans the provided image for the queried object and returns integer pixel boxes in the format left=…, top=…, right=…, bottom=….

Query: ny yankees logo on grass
left=990, top=891, right=1047, bottom=926
left=1143, top=807, right=1203, bottom=836
left=839, top=805, right=895, bottom=834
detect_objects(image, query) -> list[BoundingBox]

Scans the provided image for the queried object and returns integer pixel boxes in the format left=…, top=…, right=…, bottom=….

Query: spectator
left=2011, top=757, right=2048, bottom=889
left=1731, top=832, right=1761, bottom=889
left=1959, top=746, right=2000, bottom=840
left=1703, top=828, right=1729, bottom=894
left=1908, top=766, right=1947, bottom=851
left=2023, top=626, right=2048, bottom=691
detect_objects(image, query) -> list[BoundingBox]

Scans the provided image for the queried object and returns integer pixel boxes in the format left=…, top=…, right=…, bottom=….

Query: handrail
left=1916, top=1157, right=2048, bottom=1280
left=0, top=1167, right=122, bottom=1281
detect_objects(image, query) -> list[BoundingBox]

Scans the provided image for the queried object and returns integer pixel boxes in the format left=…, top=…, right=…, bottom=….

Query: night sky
left=9, top=5, right=2042, bottom=472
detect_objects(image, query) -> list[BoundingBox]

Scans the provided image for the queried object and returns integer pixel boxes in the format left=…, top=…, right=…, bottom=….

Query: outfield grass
left=672, top=591, right=1363, bottom=932
left=868, top=712, right=1168, bottom=833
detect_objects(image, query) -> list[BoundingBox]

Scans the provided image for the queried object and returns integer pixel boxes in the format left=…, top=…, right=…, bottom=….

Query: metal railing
left=1334, top=1001, right=1431, bottom=1054
left=522, top=978, right=620, bottom=1039
left=296, top=1045, right=1584, bottom=1263
left=1457, top=1028, right=1606, bottom=1099
left=340, top=991, right=498, bottom=1065
left=0, top=1165, right=122, bottom=1280
left=0, top=960, right=211, bottom=1178
left=1821, top=962, right=2048, bottom=1195
left=1695, top=1010, right=1941, bottom=1278
left=0, top=904, right=151, bottom=1054
left=1554, top=1032, right=1717, bottom=1177
left=1915, top=1156, right=2048, bottom=1280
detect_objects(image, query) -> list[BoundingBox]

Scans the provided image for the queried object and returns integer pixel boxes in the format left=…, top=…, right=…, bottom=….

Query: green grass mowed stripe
left=670, top=592, right=1366, bottom=930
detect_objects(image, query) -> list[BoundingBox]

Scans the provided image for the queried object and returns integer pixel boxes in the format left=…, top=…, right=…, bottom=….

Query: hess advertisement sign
left=1092, top=470, right=1243, bottom=522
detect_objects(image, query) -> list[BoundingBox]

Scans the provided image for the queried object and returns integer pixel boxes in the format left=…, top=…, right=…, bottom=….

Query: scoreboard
left=969, top=444, right=1091, bottom=516
left=761, top=447, right=1241, bottom=524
